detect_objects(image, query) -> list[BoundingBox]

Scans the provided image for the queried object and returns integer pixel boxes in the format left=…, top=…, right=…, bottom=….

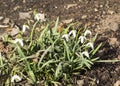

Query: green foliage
left=0, top=16, right=103, bottom=86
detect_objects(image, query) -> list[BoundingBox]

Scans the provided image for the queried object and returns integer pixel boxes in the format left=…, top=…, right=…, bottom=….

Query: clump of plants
left=0, top=13, right=102, bottom=86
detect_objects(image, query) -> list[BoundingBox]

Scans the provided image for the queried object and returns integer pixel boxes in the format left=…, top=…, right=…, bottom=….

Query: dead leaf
left=3, top=18, right=10, bottom=24
left=77, top=80, right=84, bottom=86
left=109, top=38, right=119, bottom=46
left=117, top=55, right=120, bottom=60
left=0, top=25, right=9, bottom=28
left=114, top=80, right=120, bottom=86
left=62, top=19, right=73, bottom=24
left=10, top=28, right=20, bottom=36
left=19, top=11, right=32, bottom=19
left=66, top=4, right=77, bottom=9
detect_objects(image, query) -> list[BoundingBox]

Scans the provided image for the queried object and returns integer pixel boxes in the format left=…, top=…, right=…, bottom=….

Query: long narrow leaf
left=38, top=46, right=51, bottom=67
left=53, top=17, right=59, bottom=33
left=17, top=45, right=36, bottom=83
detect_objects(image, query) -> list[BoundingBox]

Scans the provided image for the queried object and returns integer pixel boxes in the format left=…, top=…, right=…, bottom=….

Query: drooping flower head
left=79, top=36, right=86, bottom=43
left=69, top=30, right=77, bottom=38
left=22, top=25, right=30, bottom=32
left=86, top=42, right=94, bottom=50
left=81, top=51, right=89, bottom=58
left=84, top=30, right=92, bottom=36
left=62, top=34, right=69, bottom=41
left=11, top=75, right=21, bottom=82
left=13, top=38, right=24, bottom=46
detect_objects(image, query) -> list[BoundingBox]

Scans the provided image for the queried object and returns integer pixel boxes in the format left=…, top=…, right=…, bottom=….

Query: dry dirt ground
left=0, top=0, right=120, bottom=86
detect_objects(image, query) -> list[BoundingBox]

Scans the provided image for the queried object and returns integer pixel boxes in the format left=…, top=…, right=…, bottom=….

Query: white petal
left=82, top=51, right=89, bottom=58
left=11, top=75, right=21, bottom=82
left=79, top=36, right=86, bottom=43
left=34, top=13, right=46, bottom=21
left=86, top=42, right=94, bottom=49
left=69, top=30, right=76, bottom=38
left=22, top=25, right=30, bottom=32
left=14, top=39, right=24, bottom=46
left=84, top=30, right=92, bottom=36
left=62, top=34, right=69, bottom=41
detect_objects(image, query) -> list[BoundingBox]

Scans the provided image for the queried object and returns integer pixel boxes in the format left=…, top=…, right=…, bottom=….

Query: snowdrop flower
left=22, top=25, right=30, bottom=32
left=13, top=38, right=24, bottom=46
left=34, top=13, right=46, bottom=22
left=84, top=30, right=92, bottom=36
left=86, top=42, right=94, bottom=50
left=11, top=75, right=21, bottom=82
left=62, top=34, right=69, bottom=41
left=69, top=30, right=77, bottom=38
left=81, top=51, right=89, bottom=58
left=79, top=36, right=86, bottom=43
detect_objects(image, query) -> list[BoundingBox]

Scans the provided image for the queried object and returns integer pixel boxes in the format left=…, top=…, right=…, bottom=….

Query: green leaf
left=38, top=24, right=49, bottom=43
left=55, top=62, right=62, bottom=79
left=38, top=46, right=51, bottom=67
left=17, top=45, right=36, bottom=84
left=92, top=43, right=102, bottom=56
left=63, top=40, right=70, bottom=61
left=53, top=17, right=59, bottom=33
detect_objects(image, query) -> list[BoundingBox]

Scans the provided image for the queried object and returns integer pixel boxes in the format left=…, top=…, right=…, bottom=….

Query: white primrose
left=11, top=75, right=21, bottom=82
left=84, top=30, right=92, bottom=36
left=22, top=25, right=30, bottom=32
left=13, top=38, right=24, bottom=46
left=69, top=30, right=77, bottom=38
left=62, top=34, right=69, bottom=41
left=34, top=13, right=46, bottom=22
left=79, top=36, right=86, bottom=43
left=86, top=42, right=94, bottom=50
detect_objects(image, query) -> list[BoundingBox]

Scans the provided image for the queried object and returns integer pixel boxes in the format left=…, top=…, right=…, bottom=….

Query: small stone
left=13, top=6, right=21, bottom=11
left=94, top=8, right=98, bottom=12
left=108, top=10, right=114, bottom=15
left=100, top=5, right=103, bottom=8
left=0, top=16, right=4, bottom=20
left=81, top=15, right=87, bottom=19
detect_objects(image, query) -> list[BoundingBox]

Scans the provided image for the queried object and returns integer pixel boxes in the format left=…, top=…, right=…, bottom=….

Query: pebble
left=0, top=16, right=4, bottom=20
left=94, top=8, right=98, bottom=12
left=81, top=15, right=87, bottom=19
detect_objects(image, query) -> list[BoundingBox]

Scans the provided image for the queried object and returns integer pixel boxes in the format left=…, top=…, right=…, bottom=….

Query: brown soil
left=0, top=0, right=120, bottom=86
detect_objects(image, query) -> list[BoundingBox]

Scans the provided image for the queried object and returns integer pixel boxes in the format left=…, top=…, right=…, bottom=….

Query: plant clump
left=0, top=13, right=102, bottom=86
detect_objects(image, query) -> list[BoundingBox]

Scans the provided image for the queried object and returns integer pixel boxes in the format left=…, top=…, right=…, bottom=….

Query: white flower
left=62, top=34, right=69, bottom=41
left=22, top=25, right=30, bottom=32
left=84, top=30, right=92, bottom=36
left=34, top=13, right=46, bottom=21
left=81, top=51, right=89, bottom=58
left=79, top=36, right=86, bottom=43
left=13, top=38, right=24, bottom=46
left=69, top=30, right=77, bottom=38
left=11, top=75, right=21, bottom=82
left=86, top=42, right=94, bottom=50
